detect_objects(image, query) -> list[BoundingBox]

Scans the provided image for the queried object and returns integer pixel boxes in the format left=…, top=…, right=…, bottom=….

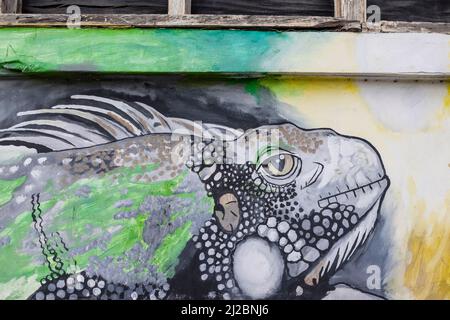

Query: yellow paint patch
left=404, top=193, right=450, bottom=299
left=259, top=77, right=386, bottom=136
left=260, top=77, right=359, bottom=101
left=445, top=83, right=450, bottom=110
left=261, top=78, right=450, bottom=299
left=430, top=82, right=450, bottom=131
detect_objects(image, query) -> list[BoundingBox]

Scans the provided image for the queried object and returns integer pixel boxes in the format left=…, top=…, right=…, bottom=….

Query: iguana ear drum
left=214, top=193, right=240, bottom=233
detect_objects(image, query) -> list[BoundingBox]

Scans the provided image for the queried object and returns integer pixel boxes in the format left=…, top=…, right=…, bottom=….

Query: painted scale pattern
left=0, top=96, right=390, bottom=300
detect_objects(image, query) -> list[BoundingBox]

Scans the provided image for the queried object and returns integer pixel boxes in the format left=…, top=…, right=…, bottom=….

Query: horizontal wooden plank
left=0, top=14, right=448, bottom=34
left=0, top=28, right=447, bottom=78
left=365, top=21, right=450, bottom=34
left=0, top=14, right=361, bottom=30
left=367, top=0, right=449, bottom=23
left=22, top=0, right=168, bottom=14
left=191, top=0, right=333, bottom=17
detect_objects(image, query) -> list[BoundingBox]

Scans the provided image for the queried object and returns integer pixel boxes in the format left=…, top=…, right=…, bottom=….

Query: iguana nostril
left=214, top=193, right=240, bottom=233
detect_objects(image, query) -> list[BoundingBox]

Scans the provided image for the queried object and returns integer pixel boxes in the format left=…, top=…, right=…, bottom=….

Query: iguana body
left=0, top=96, right=389, bottom=300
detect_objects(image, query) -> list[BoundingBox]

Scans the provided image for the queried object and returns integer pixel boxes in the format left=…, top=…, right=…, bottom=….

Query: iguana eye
left=257, top=151, right=301, bottom=185
left=262, top=154, right=293, bottom=176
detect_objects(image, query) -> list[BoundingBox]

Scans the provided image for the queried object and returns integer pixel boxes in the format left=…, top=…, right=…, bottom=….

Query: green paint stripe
left=151, top=221, right=192, bottom=278
left=0, top=176, right=26, bottom=207
left=0, top=28, right=286, bottom=74
left=0, top=29, right=446, bottom=75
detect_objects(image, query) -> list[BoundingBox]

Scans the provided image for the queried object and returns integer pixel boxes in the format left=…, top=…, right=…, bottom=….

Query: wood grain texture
left=22, top=0, right=168, bottom=14
left=0, top=0, right=22, bottom=13
left=334, top=0, right=366, bottom=22
left=191, top=0, right=334, bottom=16
left=367, top=0, right=450, bottom=23
left=0, top=14, right=361, bottom=30
left=364, top=21, right=450, bottom=34
left=168, top=0, right=190, bottom=15
left=0, top=14, right=448, bottom=33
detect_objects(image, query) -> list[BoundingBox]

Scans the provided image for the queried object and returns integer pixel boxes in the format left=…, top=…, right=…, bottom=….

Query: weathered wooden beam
left=0, top=14, right=447, bottom=34
left=334, top=0, right=366, bottom=22
left=0, top=14, right=361, bottom=31
left=364, top=21, right=450, bottom=34
left=168, top=0, right=191, bottom=15
left=0, top=0, right=22, bottom=14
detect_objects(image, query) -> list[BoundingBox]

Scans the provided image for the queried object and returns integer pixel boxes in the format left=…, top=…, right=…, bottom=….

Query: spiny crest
left=0, top=95, right=242, bottom=152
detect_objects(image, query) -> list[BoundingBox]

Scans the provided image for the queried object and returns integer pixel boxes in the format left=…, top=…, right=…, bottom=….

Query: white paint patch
left=262, top=33, right=448, bottom=74
left=356, top=33, right=448, bottom=75
left=358, top=81, right=447, bottom=132
left=62, top=158, right=73, bottom=165
left=30, top=169, right=41, bottom=179
left=0, top=146, right=36, bottom=166
left=9, top=166, right=19, bottom=174
left=323, top=284, right=383, bottom=300
left=37, top=157, right=47, bottom=164
left=233, top=237, right=284, bottom=299
left=16, top=195, right=26, bottom=204
left=23, top=158, right=32, bottom=166
left=354, top=179, right=386, bottom=211
left=107, top=225, right=122, bottom=234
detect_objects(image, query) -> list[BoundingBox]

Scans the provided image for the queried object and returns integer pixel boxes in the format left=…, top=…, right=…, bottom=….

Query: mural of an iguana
left=0, top=95, right=389, bottom=300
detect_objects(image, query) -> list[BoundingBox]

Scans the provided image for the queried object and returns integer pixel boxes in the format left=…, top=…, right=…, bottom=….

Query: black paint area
left=0, top=75, right=289, bottom=131
left=192, top=0, right=334, bottom=17
left=367, top=0, right=449, bottom=23
left=22, top=0, right=168, bottom=14
left=22, top=0, right=449, bottom=22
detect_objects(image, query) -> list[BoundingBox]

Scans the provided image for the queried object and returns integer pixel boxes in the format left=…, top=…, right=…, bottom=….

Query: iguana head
left=188, top=123, right=389, bottom=299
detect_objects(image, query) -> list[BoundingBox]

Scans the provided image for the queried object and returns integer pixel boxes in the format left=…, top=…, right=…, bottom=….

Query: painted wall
left=0, top=76, right=447, bottom=300
left=0, top=29, right=448, bottom=75
left=0, top=28, right=448, bottom=300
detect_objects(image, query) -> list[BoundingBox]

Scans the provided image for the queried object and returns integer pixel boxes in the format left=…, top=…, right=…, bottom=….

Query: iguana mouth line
left=318, top=175, right=389, bottom=208
left=304, top=197, right=383, bottom=287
